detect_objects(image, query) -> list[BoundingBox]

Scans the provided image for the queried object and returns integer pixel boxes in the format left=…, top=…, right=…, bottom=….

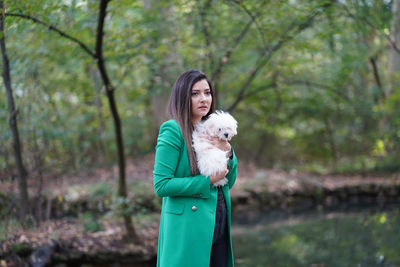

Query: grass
left=0, top=218, right=24, bottom=242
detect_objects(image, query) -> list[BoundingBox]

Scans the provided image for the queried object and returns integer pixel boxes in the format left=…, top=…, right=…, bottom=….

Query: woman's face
left=191, top=79, right=212, bottom=124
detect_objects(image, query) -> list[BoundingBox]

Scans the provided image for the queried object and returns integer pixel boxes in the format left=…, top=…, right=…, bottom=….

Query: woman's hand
left=208, top=137, right=231, bottom=151
left=209, top=169, right=229, bottom=184
left=208, top=137, right=232, bottom=157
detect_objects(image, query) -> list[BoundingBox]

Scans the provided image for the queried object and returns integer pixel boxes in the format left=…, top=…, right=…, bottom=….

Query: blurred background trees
left=1, top=0, right=399, bottom=183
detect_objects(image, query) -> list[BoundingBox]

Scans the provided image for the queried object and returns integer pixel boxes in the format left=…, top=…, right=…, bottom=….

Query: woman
left=153, top=69, right=238, bottom=267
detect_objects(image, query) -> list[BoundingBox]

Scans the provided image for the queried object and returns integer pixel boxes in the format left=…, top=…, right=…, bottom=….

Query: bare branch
left=5, top=12, right=96, bottom=58
left=369, top=56, right=385, bottom=101
left=96, top=0, right=113, bottom=92
left=198, top=0, right=214, bottom=71
left=227, top=2, right=331, bottom=112
left=228, top=4, right=328, bottom=112
left=282, top=79, right=350, bottom=102
left=227, top=54, right=271, bottom=113
left=340, top=3, right=400, bottom=54
left=211, top=10, right=258, bottom=82
left=242, top=72, right=279, bottom=99
left=229, top=0, right=268, bottom=49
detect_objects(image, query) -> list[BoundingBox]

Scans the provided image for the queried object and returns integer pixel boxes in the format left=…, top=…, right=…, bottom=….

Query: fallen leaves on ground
left=1, top=215, right=160, bottom=259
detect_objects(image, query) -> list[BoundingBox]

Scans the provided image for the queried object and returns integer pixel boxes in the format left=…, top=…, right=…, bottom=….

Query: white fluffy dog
left=192, top=111, right=238, bottom=187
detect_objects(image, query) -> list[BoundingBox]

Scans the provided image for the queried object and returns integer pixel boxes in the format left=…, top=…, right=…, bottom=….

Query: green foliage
left=80, top=212, right=102, bottom=233
left=1, top=0, right=399, bottom=177
left=10, top=242, right=32, bottom=257
left=0, top=218, right=21, bottom=242
left=108, top=182, right=159, bottom=217
left=90, top=182, right=113, bottom=198
left=374, top=155, right=400, bottom=173
left=0, top=193, right=11, bottom=220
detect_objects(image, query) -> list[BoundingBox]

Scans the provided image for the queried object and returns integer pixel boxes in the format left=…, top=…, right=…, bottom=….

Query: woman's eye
left=205, top=91, right=211, bottom=95
left=191, top=92, right=198, bottom=96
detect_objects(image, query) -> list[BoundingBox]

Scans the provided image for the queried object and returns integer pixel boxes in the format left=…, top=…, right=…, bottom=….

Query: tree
left=389, top=0, right=400, bottom=96
left=5, top=0, right=138, bottom=241
left=95, top=0, right=138, bottom=241
left=0, top=0, right=30, bottom=221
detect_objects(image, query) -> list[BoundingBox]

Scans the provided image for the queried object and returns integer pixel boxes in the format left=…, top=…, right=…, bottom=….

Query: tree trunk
left=369, top=56, right=384, bottom=101
left=323, top=117, right=337, bottom=170
left=4, top=0, right=139, bottom=240
left=388, top=0, right=400, bottom=96
left=33, top=127, right=45, bottom=224
left=96, top=0, right=138, bottom=241
left=0, top=1, right=30, bottom=221
left=88, top=64, right=106, bottom=163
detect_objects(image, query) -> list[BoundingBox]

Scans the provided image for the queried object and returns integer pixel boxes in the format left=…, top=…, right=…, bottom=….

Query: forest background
left=2, top=0, right=400, bottom=180
left=1, top=0, right=400, bottom=234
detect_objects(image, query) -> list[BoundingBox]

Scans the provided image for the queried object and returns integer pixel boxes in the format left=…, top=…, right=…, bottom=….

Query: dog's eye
left=218, top=128, right=221, bottom=131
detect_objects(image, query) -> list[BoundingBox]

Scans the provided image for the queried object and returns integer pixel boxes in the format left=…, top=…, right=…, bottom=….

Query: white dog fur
left=192, top=111, right=238, bottom=187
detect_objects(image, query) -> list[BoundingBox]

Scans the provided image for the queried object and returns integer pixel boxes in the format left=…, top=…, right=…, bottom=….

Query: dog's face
left=214, top=125, right=237, bottom=141
left=202, top=111, right=238, bottom=141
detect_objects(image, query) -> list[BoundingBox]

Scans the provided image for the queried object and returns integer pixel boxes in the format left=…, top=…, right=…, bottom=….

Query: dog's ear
left=228, top=114, right=238, bottom=134
left=206, top=120, right=217, bottom=136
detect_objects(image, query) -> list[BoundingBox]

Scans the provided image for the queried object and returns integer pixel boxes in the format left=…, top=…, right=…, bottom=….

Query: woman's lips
left=199, top=106, right=208, bottom=109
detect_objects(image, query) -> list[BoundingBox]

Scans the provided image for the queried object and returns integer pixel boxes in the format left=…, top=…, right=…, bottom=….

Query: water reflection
left=231, top=204, right=400, bottom=267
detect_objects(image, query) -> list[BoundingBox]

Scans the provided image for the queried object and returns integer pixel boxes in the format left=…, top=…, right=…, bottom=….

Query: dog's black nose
left=224, top=133, right=228, bottom=138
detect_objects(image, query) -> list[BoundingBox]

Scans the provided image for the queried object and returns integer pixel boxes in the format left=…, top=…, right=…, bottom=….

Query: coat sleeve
left=153, top=120, right=211, bottom=198
left=226, top=148, right=238, bottom=189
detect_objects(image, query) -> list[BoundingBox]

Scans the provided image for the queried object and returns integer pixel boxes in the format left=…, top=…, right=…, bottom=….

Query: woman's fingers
left=207, top=137, right=230, bottom=151
left=210, top=168, right=229, bottom=183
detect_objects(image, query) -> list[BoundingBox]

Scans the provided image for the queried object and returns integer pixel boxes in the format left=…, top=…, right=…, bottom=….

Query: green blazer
left=153, top=120, right=238, bottom=267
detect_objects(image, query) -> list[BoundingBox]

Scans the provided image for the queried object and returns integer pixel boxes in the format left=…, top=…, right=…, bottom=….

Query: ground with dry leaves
left=1, top=153, right=399, bottom=266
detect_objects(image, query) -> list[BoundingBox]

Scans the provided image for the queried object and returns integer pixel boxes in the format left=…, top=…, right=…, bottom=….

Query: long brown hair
left=167, top=69, right=215, bottom=175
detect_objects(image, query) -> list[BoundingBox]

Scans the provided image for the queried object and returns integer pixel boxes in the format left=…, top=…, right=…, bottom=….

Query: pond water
left=231, top=204, right=400, bottom=267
